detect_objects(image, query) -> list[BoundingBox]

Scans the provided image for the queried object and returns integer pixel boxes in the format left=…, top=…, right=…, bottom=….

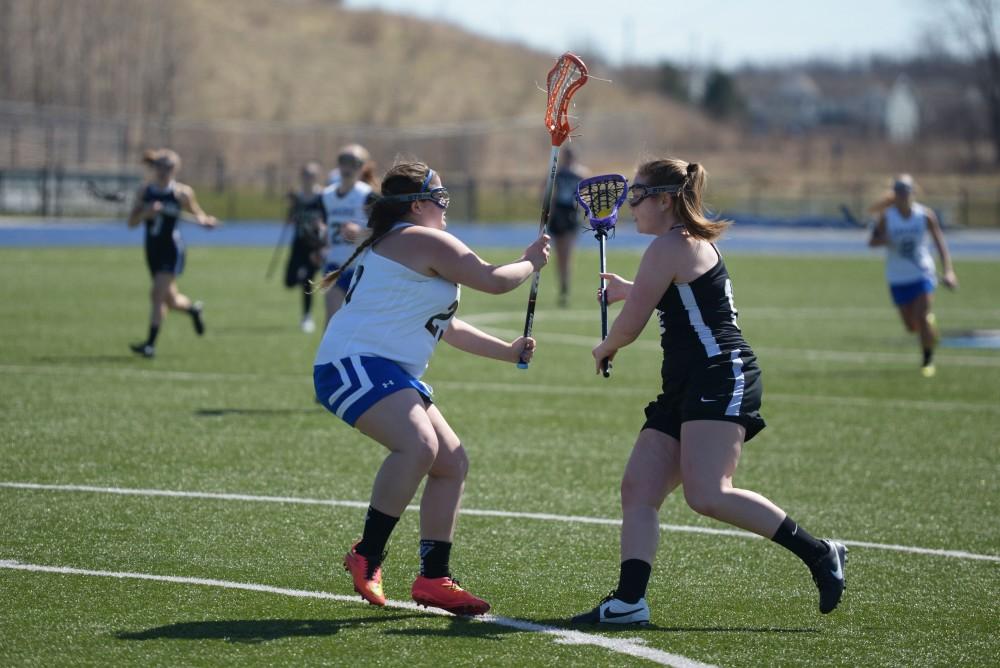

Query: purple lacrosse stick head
left=576, top=174, right=628, bottom=233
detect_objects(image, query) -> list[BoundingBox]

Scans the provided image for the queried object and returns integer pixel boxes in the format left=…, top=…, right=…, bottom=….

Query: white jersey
left=884, top=203, right=936, bottom=285
left=321, top=181, right=372, bottom=265
left=314, top=224, right=460, bottom=378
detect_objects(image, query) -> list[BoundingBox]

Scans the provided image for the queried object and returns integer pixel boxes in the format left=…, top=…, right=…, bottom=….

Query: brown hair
left=142, top=148, right=180, bottom=172
left=636, top=158, right=729, bottom=241
left=314, top=161, right=433, bottom=292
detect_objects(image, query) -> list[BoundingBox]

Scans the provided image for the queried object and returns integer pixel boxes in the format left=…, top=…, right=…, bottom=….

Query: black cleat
left=811, top=539, right=848, bottom=614
left=129, top=342, right=155, bottom=358
left=570, top=591, right=650, bottom=625
left=190, top=301, right=205, bottom=336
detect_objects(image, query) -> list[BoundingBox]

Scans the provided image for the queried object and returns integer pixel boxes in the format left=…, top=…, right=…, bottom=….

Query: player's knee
left=620, top=473, right=656, bottom=510
left=410, top=430, right=439, bottom=470
left=683, top=484, right=723, bottom=519
left=435, top=444, right=469, bottom=481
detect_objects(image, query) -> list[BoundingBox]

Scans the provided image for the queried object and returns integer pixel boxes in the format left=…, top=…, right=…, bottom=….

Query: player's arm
left=177, top=184, right=217, bottom=227
left=868, top=214, right=888, bottom=247
left=592, top=237, right=674, bottom=373
left=127, top=187, right=154, bottom=228
left=926, top=209, right=958, bottom=288
left=441, top=317, right=535, bottom=364
left=420, top=229, right=549, bottom=294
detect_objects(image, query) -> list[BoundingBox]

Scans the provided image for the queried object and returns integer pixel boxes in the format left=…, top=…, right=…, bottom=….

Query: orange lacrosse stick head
left=544, top=52, right=588, bottom=147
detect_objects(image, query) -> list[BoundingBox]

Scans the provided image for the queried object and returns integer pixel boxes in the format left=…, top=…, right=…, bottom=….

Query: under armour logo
left=382, top=380, right=395, bottom=388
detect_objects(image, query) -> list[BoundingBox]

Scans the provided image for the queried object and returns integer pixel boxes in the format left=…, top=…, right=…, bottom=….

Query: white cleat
left=301, top=316, right=316, bottom=333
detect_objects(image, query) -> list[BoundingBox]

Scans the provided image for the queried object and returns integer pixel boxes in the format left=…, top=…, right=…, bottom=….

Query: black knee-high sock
left=614, top=559, right=652, bottom=604
left=146, top=324, right=160, bottom=346
left=771, top=516, right=828, bottom=566
left=923, top=348, right=933, bottom=366
left=355, top=505, right=399, bottom=563
left=419, top=540, right=452, bottom=579
left=302, top=287, right=313, bottom=316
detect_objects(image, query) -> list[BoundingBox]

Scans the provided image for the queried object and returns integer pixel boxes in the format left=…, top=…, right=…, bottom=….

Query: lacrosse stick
left=518, top=51, right=589, bottom=369
left=576, top=174, right=628, bottom=378
left=266, top=220, right=292, bottom=279
left=86, top=179, right=127, bottom=203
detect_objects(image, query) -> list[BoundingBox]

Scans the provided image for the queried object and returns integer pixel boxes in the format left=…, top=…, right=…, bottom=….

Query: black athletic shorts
left=145, top=241, right=184, bottom=276
left=285, top=241, right=321, bottom=287
left=642, top=348, right=766, bottom=442
left=547, top=207, right=580, bottom=237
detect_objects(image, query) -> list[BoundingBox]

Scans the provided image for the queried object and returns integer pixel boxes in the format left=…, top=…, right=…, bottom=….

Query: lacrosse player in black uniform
left=284, top=162, right=328, bottom=333
left=547, top=147, right=588, bottom=306
left=571, top=158, right=846, bottom=625
left=127, top=149, right=217, bottom=358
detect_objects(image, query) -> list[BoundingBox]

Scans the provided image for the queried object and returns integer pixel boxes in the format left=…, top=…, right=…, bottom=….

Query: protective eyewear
left=337, top=153, right=365, bottom=168
left=382, top=187, right=450, bottom=210
left=626, top=183, right=681, bottom=207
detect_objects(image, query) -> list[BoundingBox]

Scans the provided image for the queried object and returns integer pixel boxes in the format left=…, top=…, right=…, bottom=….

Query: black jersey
left=288, top=191, right=326, bottom=250
left=552, top=166, right=583, bottom=211
left=142, top=182, right=182, bottom=248
left=655, top=248, right=750, bottom=372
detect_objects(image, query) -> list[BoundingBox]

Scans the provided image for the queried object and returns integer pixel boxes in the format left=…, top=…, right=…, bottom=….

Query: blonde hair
left=313, top=161, right=433, bottom=293
left=142, top=148, right=180, bottom=172
left=868, top=173, right=918, bottom=214
left=637, top=158, right=729, bottom=241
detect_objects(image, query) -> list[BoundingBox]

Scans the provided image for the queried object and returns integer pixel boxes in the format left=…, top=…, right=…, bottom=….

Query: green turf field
left=1, top=245, right=998, bottom=667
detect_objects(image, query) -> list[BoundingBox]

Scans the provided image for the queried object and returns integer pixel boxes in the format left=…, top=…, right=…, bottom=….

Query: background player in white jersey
left=313, top=161, right=549, bottom=616
left=126, top=148, right=217, bottom=358
left=320, top=144, right=377, bottom=326
left=571, top=158, right=846, bottom=626
left=868, top=174, right=957, bottom=377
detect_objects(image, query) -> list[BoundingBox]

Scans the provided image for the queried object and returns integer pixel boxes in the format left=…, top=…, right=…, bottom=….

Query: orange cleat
left=411, top=575, right=490, bottom=616
left=343, top=542, right=386, bottom=606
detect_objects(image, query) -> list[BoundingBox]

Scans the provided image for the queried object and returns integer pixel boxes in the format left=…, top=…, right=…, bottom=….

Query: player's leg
left=572, top=429, right=680, bottom=625
left=680, top=419, right=846, bottom=613
left=912, top=291, right=937, bottom=374
left=409, top=405, right=489, bottom=615
left=342, top=389, right=441, bottom=606
left=554, top=232, right=574, bottom=306
left=131, top=272, right=171, bottom=357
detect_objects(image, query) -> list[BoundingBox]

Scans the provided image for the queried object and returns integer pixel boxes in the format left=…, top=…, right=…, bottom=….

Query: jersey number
left=343, top=265, right=364, bottom=304
left=425, top=301, right=459, bottom=341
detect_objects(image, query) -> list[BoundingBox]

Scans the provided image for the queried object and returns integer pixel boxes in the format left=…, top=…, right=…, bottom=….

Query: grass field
left=1, top=244, right=998, bottom=667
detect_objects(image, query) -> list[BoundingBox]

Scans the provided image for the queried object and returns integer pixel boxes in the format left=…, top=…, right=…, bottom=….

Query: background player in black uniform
left=572, top=158, right=846, bottom=625
left=546, top=147, right=588, bottom=306
left=284, top=162, right=327, bottom=333
left=126, top=149, right=217, bottom=358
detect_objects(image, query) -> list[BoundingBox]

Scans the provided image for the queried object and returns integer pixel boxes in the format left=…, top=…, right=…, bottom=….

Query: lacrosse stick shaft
left=266, top=223, right=291, bottom=279
left=517, top=144, right=561, bottom=369
left=597, top=230, right=611, bottom=378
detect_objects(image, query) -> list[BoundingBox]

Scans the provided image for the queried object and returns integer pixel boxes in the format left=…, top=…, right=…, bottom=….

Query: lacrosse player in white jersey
left=313, top=161, right=549, bottom=616
left=868, top=174, right=957, bottom=377
left=320, top=144, right=378, bottom=326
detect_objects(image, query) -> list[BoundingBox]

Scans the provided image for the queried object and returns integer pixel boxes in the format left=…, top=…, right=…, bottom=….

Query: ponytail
left=638, top=158, right=729, bottom=241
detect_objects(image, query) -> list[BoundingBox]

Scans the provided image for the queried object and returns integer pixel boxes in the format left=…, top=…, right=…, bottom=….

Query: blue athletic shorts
left=889, top=278, right=935, bottom=306
left=321, top=262, right=355, bottom=293
left=314, top=355, right=433, bottom=427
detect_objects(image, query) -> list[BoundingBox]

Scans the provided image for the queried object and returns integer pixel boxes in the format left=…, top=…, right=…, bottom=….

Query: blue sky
left=344, top=0, right=935, bottom=68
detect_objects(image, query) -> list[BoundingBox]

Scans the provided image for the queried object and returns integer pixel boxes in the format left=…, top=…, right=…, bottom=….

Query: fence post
left=465, top=175, right=477, bottom=223
left=959, top=187, right=969, bottom=227
left=215, top=156, right=226, bottom=193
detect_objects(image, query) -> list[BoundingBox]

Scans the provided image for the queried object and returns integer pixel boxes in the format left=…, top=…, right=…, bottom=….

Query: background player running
left=571, top=158, right=846, bottom=626
left=127, top=148, right=217, bottom=358
left=868, top=174, right=958, bottom=377
left=313, top=161, right=549, bottom=615
left=283, top=162, right=327, bottom=333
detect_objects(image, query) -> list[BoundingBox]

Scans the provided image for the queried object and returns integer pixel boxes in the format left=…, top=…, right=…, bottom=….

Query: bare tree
left=944, top=0, right=1000, bottom=165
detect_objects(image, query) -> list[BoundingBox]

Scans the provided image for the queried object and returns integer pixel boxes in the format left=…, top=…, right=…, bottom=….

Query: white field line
left=0, top=560, right=714, bottom=668
left=1, top=364, right=997, bottom=414
left=2, top=482, right=998, bottom=564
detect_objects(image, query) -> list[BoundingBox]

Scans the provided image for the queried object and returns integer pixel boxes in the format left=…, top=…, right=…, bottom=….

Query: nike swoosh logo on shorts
left=699, top=397, right=715, bottom=402
left=604, top=607, right=644, bottom=619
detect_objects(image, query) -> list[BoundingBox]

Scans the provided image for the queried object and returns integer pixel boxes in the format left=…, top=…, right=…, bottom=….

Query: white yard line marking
left=0, top=559, right=715, bottom=668
left=2, top=482, right=997, bottom=563
left=1, top=364, right=996, bottom=414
